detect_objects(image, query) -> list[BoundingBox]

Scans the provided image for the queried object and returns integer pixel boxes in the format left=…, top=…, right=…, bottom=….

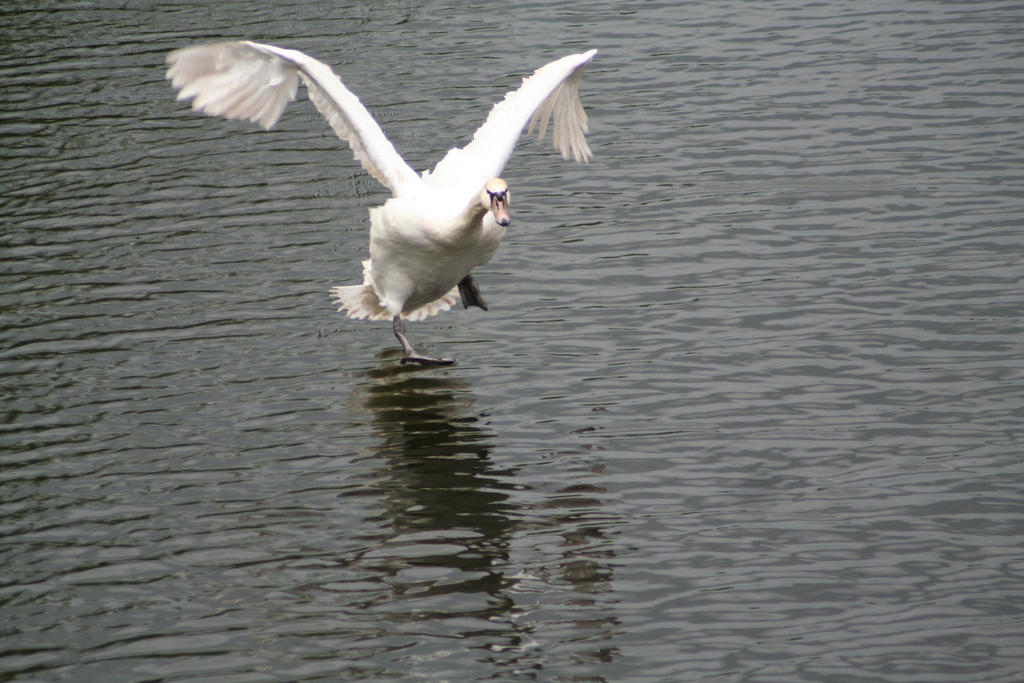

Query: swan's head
left=482, top=178, right=511, bottom=227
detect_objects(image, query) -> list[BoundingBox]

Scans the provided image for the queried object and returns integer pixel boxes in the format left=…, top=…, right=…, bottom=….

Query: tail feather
left=330, top=259, right=391, bottom=320
left=405, top=288, right=459, bottom=321
left=330, top=259, right=460, bottom=321
left=329, top=283, right=391, bottom=320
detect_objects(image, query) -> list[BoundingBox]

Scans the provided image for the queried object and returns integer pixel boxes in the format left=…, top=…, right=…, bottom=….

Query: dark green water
left=2, top=1, right=1023, bottom=680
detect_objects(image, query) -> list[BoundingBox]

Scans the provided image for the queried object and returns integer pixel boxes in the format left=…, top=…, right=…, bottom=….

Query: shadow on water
left=343, top=356, right=621, bottom=677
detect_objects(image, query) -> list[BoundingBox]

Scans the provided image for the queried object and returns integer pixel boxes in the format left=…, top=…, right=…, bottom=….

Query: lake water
left=2, top=1, right=1023, bottom=680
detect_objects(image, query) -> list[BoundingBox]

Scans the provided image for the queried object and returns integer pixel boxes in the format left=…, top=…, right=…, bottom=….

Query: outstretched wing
left=166, top=41, right=422, bottom=195
left=425, top=49, right=597, bottom=193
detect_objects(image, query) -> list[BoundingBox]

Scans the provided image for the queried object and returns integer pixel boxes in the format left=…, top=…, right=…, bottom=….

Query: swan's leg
left=393, top=315, right=454, bottom=366
left=458, top=274, right=488, bottom=310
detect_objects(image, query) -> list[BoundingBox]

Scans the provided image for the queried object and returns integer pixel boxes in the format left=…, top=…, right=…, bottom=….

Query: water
left=2, top=1, right=1023, bottom=680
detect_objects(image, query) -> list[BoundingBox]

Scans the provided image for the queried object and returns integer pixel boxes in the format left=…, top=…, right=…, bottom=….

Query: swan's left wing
left=426, top=50, right=597, bottom=192
left=166, top=41, right=421, bottom=195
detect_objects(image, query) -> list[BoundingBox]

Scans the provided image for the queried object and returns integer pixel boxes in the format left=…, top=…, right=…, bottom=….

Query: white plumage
left=166, top=41, right=596, bottom=365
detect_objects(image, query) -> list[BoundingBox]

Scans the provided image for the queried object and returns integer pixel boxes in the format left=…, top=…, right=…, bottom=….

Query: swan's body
left=166, top=41, right=596, bottom=364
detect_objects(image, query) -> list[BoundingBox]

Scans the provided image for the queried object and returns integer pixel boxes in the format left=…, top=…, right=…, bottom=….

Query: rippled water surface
left=3, top=1, right=1024, bottom=680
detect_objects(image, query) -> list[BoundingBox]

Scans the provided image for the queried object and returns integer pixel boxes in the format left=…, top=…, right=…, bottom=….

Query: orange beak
left=490, top=192, right=511, bottom=227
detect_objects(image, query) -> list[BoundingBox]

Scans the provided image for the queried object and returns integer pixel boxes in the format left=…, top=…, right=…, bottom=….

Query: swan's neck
left=457, top=195, right=489, bottom=231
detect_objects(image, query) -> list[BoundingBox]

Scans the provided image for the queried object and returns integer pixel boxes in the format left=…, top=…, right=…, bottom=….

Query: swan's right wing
left=166, top=41, right=421, bottom=195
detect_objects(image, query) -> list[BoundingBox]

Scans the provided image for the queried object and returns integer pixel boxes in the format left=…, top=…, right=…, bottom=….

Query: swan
left=166, top=41, right=596, bottom=365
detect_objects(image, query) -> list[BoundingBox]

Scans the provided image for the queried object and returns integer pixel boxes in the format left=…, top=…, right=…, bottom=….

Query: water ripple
left=2, top=1, right=1024, bottom=680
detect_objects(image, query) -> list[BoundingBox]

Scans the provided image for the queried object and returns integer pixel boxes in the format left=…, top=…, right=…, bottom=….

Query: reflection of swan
left=166, top=42, right=597, bottom=365
left=351, top=359, right=514, bottom=584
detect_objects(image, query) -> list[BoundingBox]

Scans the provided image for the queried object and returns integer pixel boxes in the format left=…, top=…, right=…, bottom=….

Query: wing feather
left=426, top=49, right=596, bottom=192
left=166, top=41, right=421, bottom=195
left=527, top=68, right=591, bottom=162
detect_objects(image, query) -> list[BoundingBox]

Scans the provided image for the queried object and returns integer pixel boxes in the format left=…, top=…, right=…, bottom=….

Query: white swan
left=166, top=41, right=596, bottom=365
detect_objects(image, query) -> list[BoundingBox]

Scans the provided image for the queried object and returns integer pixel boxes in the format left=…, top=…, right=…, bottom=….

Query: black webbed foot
left=458, top=274, right=488, bottom=311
